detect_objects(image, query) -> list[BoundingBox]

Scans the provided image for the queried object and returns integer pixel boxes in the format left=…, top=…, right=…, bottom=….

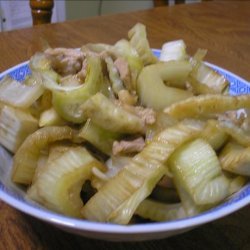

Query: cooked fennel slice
left=83, top=43, right=112, bottom=54
left=82, top=120, right=204, bottom=224
left=12, top=126, right=75, bottom=185
left=201, top=120, right=228, bottom=150
left=164, top=94, right=250, bottom=120
left=128, top=23, right=157, bottom=65
left=32, top=89, right=52, bottom=116
left=30, top=143, right=74, bottom=187
left=218, top=121, right=250, bottom=147
left=228, top=175, right=247, bottom=195
left=34, top=147, right=104, bottom=217
left=159, top=40, right=187, bottom=62
left=105, top=56, right=124, bottom=95
left=219, top=142, right=250, bottom=176
left=137, top=61, right=193, bottom=110
left=188, top=63, right=229, bottom=94
left=29, top=52, right=52, bottom=72
left=190, top=48, right=207, bottom=66
left=136, top=199, right=186, bottom=222
left=39, top=107, right=66, bottom=127
left=0, top=105, right=38, bottom=153
left=78, top=119, right=120, bottom=155
left=81, top=93, right=144, bottom=134
left=43, top=55, right=103, bottom=123
left=111, top=39, right=143, bottom=90
left=168, top=138, right=230, bottom=205
left=0, top=76, right=44, bottom=109
left=107, top=164, right=166, bottom=224
left=145, top=112, right=178, bottom=143
left=173, top=173, right=208, bottom=216
left=26, top=149, right=50, bottom=205
left=32, top=149, right=49, bottom=182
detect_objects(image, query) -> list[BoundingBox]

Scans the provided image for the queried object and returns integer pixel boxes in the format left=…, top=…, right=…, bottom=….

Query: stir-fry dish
left=0, top=23, right=250, bottom=224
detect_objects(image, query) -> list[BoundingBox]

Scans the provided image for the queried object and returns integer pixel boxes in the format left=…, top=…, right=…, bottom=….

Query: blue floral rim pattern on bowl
left=0, top=49, right=250, bottom=240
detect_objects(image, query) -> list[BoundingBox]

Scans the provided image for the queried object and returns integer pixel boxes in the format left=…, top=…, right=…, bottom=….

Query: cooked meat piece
left=44, top=48, right=85, bottom=76
left=112, top=137, right=145, bottom=155
left=124, top=104, right=156, bottom=125
left=114, top=57, right=131, bottom=89
left=77, top=59, right=88, bottom=81
left=118, top=90, right=137, bottom=106
left=114, top=99, right=156, bottom=126
left=114, top=57, right=129, bottom=80
left=133, top=106, right=156, bottom=125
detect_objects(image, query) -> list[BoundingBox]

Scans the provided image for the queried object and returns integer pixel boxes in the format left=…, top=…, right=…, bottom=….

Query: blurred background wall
left=0, top=0, right=200, bottom=31
left=65, top=0, right=153, bottom=20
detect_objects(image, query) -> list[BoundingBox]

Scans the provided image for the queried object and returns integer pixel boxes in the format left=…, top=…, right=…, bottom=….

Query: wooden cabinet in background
left=0, top=0, right=65, bottom=31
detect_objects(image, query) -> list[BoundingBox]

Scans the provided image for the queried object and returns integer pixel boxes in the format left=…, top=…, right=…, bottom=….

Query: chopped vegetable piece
left=219, top=142, right=250, bottom=176
left=81, top=93, right=144, bottom=134
left=128, top=23, right=157, bottom=65
left=159, top=40, right=187, bottom=62
left=39, top=107, right=66, bottom=127
left=43, top=55, right=103, bottom=123
left=31, top=147, right=105, bottom=217
left=136, top=199, right=185, bottom=222
left=164, top=94, right=250, bottom=120
left=78, top=119, right=120, bottom=155
left=105, top=56, right=124, bottom=95
left=189, top=54, right=229, bottom=94
left=0, top=76, right=44, bottom=109
left=0, top=105, right=38, bottom=153
left=201, top=119, right=228, bottom=150
left=137, top=61, right=193, bottom=110
left=111, top=39, right=143, bottom=90
left=12, top=126, right=75, bottom=185
left=168, top=139, right=230, bottom=205
left=218, top=120, right=250, bottom=147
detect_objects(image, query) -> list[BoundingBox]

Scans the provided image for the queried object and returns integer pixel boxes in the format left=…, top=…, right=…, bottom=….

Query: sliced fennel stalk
left=0, top=75, right=44, bottom=109
left=0, top=105, right=38, bottom=153
left=219, top=142, right=250, bottom=176
left=137, top=61, right=193, bottom=110
left=82, top=120, right=205, bottom=224
left=200, top=119, right=228, bottom=151
left=173, top=174, right=208, bottom=217
left=111, top=39, right=143, bottom=90
left=168, top=138, right=230, bottom=206
left=164, top=94, right=250, bottom=120
left=42, top=55, right=104, bottom=123
left=29, top=147, right=105, bottom=217
left=188, top=48, right=229, bottom=95
left=218, top=120, right=250, bottom=147
left=159, top=40, right=187, bottom=62
left=39, top=107, right=67, bottom=127
left=105, top=56, right=124, bottom=95
left=128, top=23, right=157, bottom=66
left=106, top=163, right=167, bottom=224
left=12, top=126, right=76, bottom=185
left=136, top=199, right=186, bottom=222
left=78, top=119, right=120, bottom=155
left=81, top=93, right=144, bottom=134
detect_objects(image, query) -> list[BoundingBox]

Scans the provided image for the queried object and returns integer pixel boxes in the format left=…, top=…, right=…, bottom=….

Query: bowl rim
left=0, top=51, right=250, bottom=235
left=1, top=182, right=250, bottom=234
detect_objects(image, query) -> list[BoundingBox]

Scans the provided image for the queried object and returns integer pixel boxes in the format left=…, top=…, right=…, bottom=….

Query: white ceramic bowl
left=0, top=50, right=250, bottom=241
